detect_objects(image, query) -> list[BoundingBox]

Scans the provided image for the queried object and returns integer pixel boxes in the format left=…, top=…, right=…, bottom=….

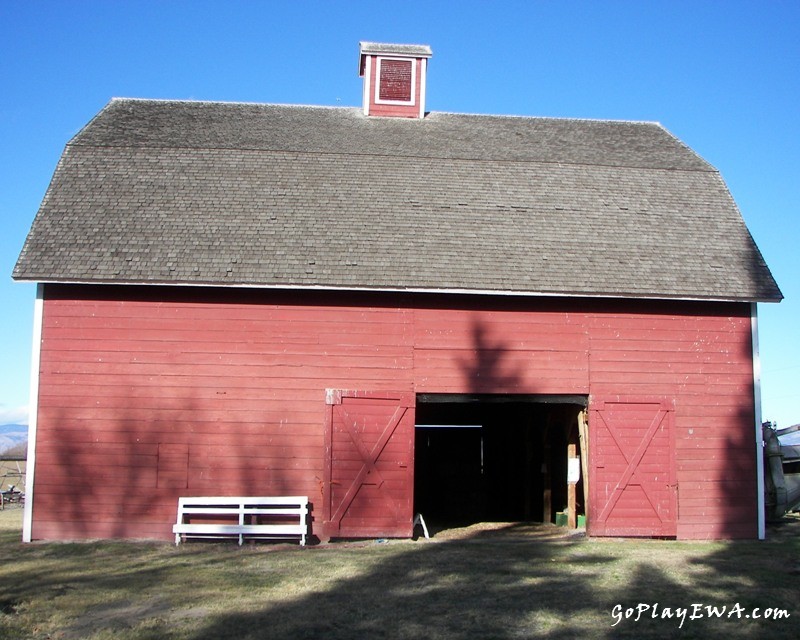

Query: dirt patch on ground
left=420, top=520, right=584, bottom=542
left=312, top=520, right=584, bottom=549
left=57, top=597, right=175, bottom=639
left=423, top=512, right=800, bottom=544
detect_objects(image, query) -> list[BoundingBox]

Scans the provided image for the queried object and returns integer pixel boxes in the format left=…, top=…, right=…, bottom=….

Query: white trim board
left=419, top=58, right=427, bottom=118
left=374, top=56, right=417, bottom=106
left=362, top=55, right=372, bottom=115
left=22, top=284, right=44, bottom=543
left=752, top=302, right=765, bottom=540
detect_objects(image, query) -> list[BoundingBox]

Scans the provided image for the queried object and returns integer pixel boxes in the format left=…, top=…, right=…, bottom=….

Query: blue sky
left=1, top=1, right=798, bottom=427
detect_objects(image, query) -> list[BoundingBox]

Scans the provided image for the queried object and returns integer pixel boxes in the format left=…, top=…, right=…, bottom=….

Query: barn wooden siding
left=31, top=285, right=756, bottom=540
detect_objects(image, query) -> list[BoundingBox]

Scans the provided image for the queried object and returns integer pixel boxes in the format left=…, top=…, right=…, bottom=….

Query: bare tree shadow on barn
left=34, top=284, right=330, bottom=542
left=44, top=398, right=201, bottom=540
left=456, top=318, right=527, bottom=394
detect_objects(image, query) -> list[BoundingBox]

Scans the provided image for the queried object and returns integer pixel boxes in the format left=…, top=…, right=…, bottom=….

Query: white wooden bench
left=172, top=496, right=309, bottom=546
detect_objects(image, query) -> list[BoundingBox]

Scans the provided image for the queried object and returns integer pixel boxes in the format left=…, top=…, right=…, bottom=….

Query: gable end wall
left=29, top=285, right=757, bottom=540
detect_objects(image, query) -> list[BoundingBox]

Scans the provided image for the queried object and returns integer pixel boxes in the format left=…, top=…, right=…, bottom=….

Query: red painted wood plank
left=676, top=448, right=755, bottom=462
left=677, top=522, right=757, bottom=539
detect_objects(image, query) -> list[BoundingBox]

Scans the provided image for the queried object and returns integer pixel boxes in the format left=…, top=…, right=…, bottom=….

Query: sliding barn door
left=589, top=398, right=677, bottom=537
left=323, top=390, right=415, bottom=539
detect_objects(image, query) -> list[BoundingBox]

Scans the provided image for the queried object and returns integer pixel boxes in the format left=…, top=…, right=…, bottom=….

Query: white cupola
left=359, top=42, right=432, bottom=118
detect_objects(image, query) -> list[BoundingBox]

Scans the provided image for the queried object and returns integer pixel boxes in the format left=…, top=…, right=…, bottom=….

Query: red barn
left=14, top=43, right=781, bottom=542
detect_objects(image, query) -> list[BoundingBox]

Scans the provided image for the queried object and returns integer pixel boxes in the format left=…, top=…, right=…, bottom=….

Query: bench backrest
left=176, top=497, right=309, bottom=522
left=177, top=496, right=308, bottom=508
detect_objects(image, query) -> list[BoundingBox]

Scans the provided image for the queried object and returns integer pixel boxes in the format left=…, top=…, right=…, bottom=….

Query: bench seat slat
left=180, top=509, right=305, bottom=516
left=173, top=524, right=306, bottom=534
left=173, top=496, right=309, bottom=546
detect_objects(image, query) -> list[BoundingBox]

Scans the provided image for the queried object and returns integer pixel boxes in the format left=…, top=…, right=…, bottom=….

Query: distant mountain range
left=0, top=424, right=28, bottom=456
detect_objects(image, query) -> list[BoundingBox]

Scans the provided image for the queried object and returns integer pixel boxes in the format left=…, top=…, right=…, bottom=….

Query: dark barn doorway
left=414, top=395, right=587, bottom=529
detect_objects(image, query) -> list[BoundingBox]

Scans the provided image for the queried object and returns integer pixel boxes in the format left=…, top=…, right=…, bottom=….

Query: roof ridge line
left=430, top=109, right=663, bottom=126
left=109, top=97, right=664, bottom=127
left=109, top=96, right=360, bottom=111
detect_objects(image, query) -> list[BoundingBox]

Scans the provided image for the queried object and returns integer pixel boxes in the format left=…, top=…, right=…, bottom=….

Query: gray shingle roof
left=13, top=98, right=782, bottom=302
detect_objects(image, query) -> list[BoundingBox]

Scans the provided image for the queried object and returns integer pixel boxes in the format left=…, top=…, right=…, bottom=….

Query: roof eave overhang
left=13, top=277, right=783, bottom=304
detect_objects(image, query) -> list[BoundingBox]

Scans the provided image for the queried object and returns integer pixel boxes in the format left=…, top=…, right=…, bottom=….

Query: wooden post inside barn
left=567, top=443, right=577, bottom=528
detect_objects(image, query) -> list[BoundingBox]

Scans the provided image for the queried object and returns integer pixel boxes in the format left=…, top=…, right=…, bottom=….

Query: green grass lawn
left=0, top=508, right=797, bottom=639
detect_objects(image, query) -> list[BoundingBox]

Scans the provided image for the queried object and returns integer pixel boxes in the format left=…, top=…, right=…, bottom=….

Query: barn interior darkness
left=414, top=396, right=586, bottom=528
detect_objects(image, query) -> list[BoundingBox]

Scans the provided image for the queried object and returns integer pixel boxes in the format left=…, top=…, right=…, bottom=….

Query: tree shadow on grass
left=599, top=534, right=799, bottom=638
left=188, top=528, right=612, bottom=640
left=182, top=519, right=799, bottom=640
left=1, top=518, right=798, bottom=639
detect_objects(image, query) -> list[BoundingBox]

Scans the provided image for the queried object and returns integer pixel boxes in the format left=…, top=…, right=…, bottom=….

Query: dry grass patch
left=0, top=509, right=797, bottom=639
